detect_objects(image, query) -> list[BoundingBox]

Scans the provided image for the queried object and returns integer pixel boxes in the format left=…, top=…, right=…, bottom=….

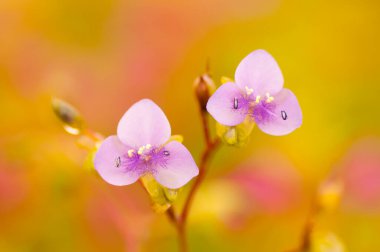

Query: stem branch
left=166, top=107, right=220, bottom=252
left=177, top=108, right=221, bottom=251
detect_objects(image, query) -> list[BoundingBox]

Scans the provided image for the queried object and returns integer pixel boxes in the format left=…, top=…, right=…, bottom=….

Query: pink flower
left=94, top=99, right=199, bottom=189
left=207, top=49, right=302, bottom=136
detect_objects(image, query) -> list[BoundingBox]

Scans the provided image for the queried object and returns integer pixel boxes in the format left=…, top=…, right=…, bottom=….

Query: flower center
left=238, top=88, right=277, bottom=123
left=251, top=100, right=276, bottom=123
left=232, top=89, right=277, bottom=123
left=133, top=144, right=153, bottom=161
left=114, top=144, right=170, bottom=176
left=243, top=86, right=274, bottom=104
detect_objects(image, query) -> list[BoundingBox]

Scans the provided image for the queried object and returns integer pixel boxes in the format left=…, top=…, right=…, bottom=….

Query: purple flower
left=207, top=49, right=302, bottom=136
left=94, top=99, right=199, bottom=189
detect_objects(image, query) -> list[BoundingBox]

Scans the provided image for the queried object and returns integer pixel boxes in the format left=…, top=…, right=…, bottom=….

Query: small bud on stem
left=193, top=72, right=215, bottom=112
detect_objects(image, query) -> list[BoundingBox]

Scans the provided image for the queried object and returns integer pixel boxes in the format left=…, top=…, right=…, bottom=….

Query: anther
left=127, top=149, right=135, bottom=157
left=266, top=93, right=274, bottom=103
left=137, top=146, right=145, bottom=155
left=233, top=97, right=239, bottom=109
left=245, top=86, right=254, bottom=95
left=281, top=110, right=288, bottom=120
left=255, top=95, right=261, bottom=103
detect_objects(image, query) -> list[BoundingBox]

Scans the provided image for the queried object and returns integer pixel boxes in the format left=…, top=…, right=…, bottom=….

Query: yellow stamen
left=137, top=146, right=145, bottom=155
left=127, top=149, right=135, bottom=157
left=145, top=144, right=151, bottom=150
left=255, top=95, right=261, bottom=103
left=265, top=92, right=274, bottom=103
left=245, top=86, right=254, bottom=95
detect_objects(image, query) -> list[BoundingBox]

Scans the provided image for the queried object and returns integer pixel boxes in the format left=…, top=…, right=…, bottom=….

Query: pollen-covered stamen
left=137, top=146, right=145, bottom=155
left=127, top=149, right=135, bottom=157
left=255, top=95, right=261, bottom=103
left=134, top=143, right=155, bottom=161
left=265, top=92, right=274, bottom=103
left=245, top=86, right=254, bottom=95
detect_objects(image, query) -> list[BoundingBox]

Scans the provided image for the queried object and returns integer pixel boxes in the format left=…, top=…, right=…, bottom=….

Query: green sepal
left=216, top=118, right=255, bottom=147
left=140, top=174, right=179, bottom=213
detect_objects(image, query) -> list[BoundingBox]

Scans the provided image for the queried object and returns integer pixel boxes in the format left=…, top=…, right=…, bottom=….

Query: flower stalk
left=177, top=137, right=220, bottom=251
left=164, top=69, right=221, bottom=252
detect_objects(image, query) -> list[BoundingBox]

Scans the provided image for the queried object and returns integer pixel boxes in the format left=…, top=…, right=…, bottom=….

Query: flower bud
left=216, top=118, right=255, bottom=147
left=52, top=97, right=84, bottom=135
left=194, top=73, right=215, bottom=111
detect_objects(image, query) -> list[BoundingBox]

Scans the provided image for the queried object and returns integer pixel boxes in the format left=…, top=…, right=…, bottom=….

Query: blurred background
left=1, top=0, right=380, bottom=251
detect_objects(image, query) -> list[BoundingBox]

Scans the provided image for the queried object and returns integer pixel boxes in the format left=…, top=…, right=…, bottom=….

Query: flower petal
left=94, top=136, right=140, bottom=186
left=235, top=49, right=284, bottom=96
left=117, top=99, right=171, bottom=147
left=206, top=82, right=248, bottom=126
left=153, top=141, right=199, bottom=189
left=255, top=89, right=302, bottom=136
